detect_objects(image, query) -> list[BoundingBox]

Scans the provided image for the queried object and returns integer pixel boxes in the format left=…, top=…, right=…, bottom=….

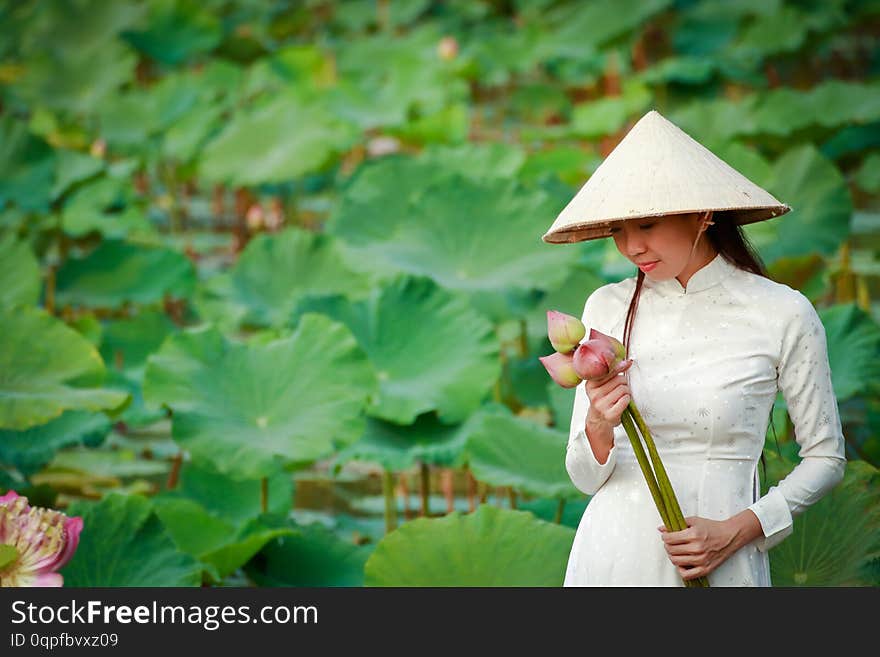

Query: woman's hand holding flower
left=584, top=358, right=634, bottom=429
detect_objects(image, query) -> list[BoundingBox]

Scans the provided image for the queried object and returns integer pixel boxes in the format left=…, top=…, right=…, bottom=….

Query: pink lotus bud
left=546, top=310, right=586, bottom=354
left=538, top=351, right=582, bottom=388
left=572, top=329, right=627, bottom=380
left=437, top=36, right=458, bottom=61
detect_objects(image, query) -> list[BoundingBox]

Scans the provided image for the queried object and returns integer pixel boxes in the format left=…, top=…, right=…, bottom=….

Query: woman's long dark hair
left=620, top=212, right=780, bottom=485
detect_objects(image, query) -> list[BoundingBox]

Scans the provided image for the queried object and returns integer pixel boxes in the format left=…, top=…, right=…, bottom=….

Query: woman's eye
left=640, top=224, right=655, bottom=230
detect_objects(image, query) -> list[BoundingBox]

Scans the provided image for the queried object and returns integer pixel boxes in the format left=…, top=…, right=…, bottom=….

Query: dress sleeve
left=564, top=287, right=618, bottom=496
left=746, top=292, right=847, bottom=552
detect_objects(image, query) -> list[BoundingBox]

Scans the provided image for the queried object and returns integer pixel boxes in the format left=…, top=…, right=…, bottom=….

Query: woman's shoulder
left=582, top=277, right=637, bottom=316
left=728, top=266, right=816, bottom=319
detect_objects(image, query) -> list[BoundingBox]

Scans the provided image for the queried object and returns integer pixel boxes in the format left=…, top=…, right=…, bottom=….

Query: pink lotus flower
left=572, top=328, right=627, bottom=380
left=538, top=351, right=582, bottom=388
left=546, top=311, right=586, bottom=354
left=0, top=491, right=83, bottom=587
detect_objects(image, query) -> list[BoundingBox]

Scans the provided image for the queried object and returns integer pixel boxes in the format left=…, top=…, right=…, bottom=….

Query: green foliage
left=143, top=317, right=376, bottom=478
left=0, top=307, right=129, bottom=430
left=363, top=504, right=575, bottom=586
left=62, top=493, right=202, bottom=586
left=2, top=0, right=878, bottom=589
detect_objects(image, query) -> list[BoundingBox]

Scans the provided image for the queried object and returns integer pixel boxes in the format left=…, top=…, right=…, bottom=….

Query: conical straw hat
left=542, top=109, right=790, bottom=244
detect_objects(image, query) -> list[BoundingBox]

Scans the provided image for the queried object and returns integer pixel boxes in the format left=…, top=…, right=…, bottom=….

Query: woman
left=542, top=110, right=847, bottom=586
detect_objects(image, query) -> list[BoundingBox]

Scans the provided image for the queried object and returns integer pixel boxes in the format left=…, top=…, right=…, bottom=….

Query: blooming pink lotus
left=538, top=351, right=582, bottom=388
left=0, top=491, right=83, bottom=587
left=546, top=311, right=586, bottom=354
left=572, top=329, right=628, bottom=380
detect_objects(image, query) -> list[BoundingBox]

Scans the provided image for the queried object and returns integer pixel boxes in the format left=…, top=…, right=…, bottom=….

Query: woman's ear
left=697, top=210, right=714, bottom=235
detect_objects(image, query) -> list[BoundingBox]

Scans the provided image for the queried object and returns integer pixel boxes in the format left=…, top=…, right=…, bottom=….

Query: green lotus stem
left=382, top=469, right=397, bottom=533
left=626, top=403, right=710, bottom=589
left=554, top=498, right=565, bottom=524
left=619, top=411, right=670, bottom=531
left=627, top=403, right=686, bottom=532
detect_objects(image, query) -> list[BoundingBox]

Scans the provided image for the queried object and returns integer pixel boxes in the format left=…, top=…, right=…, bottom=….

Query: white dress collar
left=643, top=252, right=738, bottom=296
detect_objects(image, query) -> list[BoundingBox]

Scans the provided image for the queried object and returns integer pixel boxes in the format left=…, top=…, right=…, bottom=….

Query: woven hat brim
left=541, top=109, right=792, bottom=245
left=542, top=204, right=791, bottom=244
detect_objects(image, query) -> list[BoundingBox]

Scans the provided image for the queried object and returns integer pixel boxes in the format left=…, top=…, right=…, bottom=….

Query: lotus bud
left=590, top=328, right=627, bottom=363
left=538, top=351, right=582, bottom=389
left=572, top=329, right=628, bottom=380
left=546, top=310, right=586, bottom=354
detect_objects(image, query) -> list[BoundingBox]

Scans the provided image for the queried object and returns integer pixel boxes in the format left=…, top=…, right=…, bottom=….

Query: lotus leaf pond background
left=1, top=0, right=880, bottom=587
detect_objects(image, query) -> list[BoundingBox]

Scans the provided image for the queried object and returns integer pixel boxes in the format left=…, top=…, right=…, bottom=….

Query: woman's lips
left=638, top=260, right=659, bottom=272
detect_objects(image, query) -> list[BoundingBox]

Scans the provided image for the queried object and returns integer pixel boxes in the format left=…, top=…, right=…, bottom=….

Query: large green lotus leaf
left=121, top=0, right=222, bottom=67
left=856, top=152, right=880, bottom=193
left=0, top=116, right=56, bottom=212
left=290, top=275, right=499, bottom=424
left=419, top=143, right=526, bottom=181
left=326, top=155, right=445, bottom=249
left=705, top=140, right=773, bottom=187
left=571, top=81, right=652, bottom=139
left=749, top=81, right=880, bottom=137
left=540, top=0, right=671, bottom=51
left=670, top=96, right=760, bottom=142
left=821, top=123, right=880, bottom=161
left=161, top=102, right=224, bottom=163
left=168, top=461, right=293, bottom=526
left=332, top=0, right=430, bottom=30
left=363, top=504, right=575, bottom=586
left=520, top=146, right=598, bottom=187
left=102, top=369, right=166, bottom=428
left=12, top=0, right=143, bottom=58
left=525, top=262, right=605, bottom=357
left=209, top=228, right=373, bottom=328
left=839, top=397, right=880, bottom=469
left=152, top=498, right=294, bottom=582
left=332, top=413, right=472, bottom=472
left=61, top=177, right=155, bottom=239
left=0, top=410, right=110, bottom=479
left=56, top=240, right=196, bottom=309
left=509, top=82, right=573, bottom=124
left=518, top=496, right=589, bottom=529
left=99, top=309, right=177, bottom=376
left=62, top=493, right=202, bottom=586
left=143, top=316, right=376, bottom=478
left=199, top=92, right=357, bottom=185
left=330, top=172, right=578, bottom=294
left=388, top=103, right=470, bottom=145
left=547, top=382, right=576, bottom=437
left=0, top=307, right=130, bottom=430
left=51, top=149, right=104, bottom=200
left=637, top=56, right=717, bottom=86
left=463, top=21, right=545, bottom=88
left=49, top=446, right=168, bottom=478
left=464, top=412, right=579, bottom=499
left=768, top=461, right=880, bottom=586
left=820, top=303, right=880, bottom=402
left=672, top=8, right=741, bottom=57
left=0, top=236, right=41, bottom=308
left=243, top=45, right=330, bottom=100
left=333, top=26, right=468, bottom=129
left=743, top=145, right=851, bottom=264
left=12, top=40, right=137, bottom=116
left=728, top=5, right=810, bottom=63
left=244, top=518, right=373, bottom=587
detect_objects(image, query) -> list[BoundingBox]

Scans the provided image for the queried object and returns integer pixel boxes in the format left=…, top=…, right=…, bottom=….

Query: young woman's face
left=609, top=212, right=707, bottom=280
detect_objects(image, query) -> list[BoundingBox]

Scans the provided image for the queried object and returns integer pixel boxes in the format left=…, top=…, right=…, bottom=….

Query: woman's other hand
left=658, top=516, right=739, bottom=581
